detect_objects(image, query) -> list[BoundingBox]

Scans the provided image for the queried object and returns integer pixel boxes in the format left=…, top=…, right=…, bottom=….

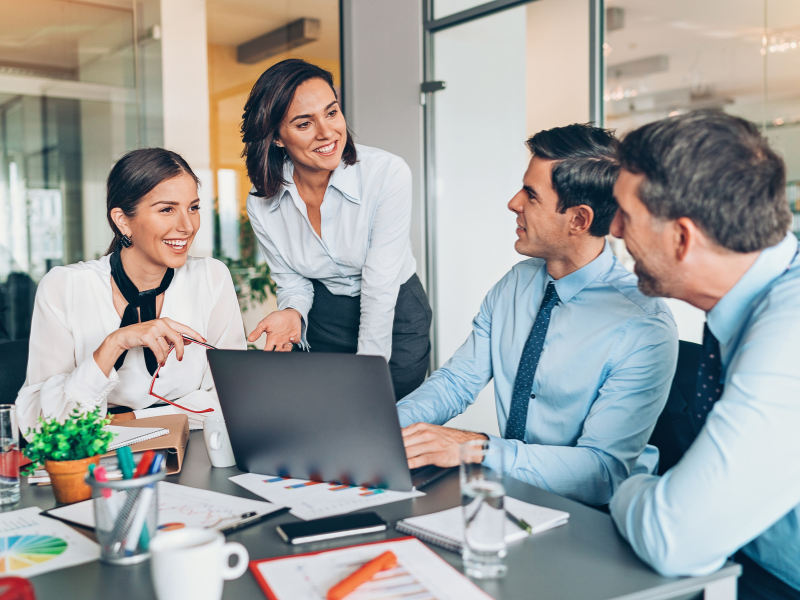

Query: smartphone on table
left=277, top=512, right=387, bottom=545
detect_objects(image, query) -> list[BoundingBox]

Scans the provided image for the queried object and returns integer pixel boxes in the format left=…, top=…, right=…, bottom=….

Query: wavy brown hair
left=241, top=59, right=357, bottom=199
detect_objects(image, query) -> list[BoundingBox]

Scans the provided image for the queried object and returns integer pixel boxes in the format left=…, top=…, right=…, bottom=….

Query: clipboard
left=101, top=414, right=189, bottom=474
left=249, top=537, right=494, bottom=600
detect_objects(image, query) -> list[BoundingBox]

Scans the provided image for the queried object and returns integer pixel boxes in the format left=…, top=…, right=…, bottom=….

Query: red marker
left=327, top=551, right=397, bottom=600
left=133, top=450, right=155, bottom=479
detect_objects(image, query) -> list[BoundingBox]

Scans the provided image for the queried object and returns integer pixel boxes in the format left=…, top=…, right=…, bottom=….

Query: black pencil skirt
left=305, top=274, right=432, bottom=401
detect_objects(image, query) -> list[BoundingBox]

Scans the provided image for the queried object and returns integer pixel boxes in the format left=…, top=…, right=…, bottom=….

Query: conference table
left=11, top=432, right=740, bottom=600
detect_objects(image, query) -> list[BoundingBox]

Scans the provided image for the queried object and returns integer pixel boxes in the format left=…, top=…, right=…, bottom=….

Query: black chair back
left=648, top=339, right=702, bottom=475
left=0, top=339, right=29, bottom=405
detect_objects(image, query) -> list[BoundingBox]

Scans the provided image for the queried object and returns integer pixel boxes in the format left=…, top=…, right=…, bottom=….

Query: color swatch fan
left=0, top=535, right=67, bottom=572
left=0, top=507, right=99, bottom=577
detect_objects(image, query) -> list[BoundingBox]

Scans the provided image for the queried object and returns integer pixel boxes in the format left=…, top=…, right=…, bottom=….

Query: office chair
left=0, top=339, right=28, bottom=405
left=648, top=339, right=703, bottom=475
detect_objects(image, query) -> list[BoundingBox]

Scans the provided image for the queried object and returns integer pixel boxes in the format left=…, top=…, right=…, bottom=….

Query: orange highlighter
left=326, top=551, right=397, bottom=600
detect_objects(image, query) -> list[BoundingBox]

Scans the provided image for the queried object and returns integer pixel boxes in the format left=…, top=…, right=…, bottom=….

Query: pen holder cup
left=87, top=469, right=166, bottom=565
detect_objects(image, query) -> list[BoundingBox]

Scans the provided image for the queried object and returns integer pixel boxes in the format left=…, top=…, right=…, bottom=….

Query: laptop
left=207, top=350, right=450, bottom=491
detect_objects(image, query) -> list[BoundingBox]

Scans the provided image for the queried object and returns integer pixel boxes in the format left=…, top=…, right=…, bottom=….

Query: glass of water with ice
left=460, top=439, right=507, bottom=579
left=0, top=405, right=19, bottom=505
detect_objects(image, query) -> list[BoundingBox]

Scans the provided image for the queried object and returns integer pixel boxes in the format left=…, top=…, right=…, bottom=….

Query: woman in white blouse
left=17, top=148, right=246, bottom=434
left=242, top=59, right=432, bottom=400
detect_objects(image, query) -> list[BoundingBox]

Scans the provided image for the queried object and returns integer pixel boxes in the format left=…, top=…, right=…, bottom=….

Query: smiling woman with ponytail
left=16, top=148, right=246, bottom=434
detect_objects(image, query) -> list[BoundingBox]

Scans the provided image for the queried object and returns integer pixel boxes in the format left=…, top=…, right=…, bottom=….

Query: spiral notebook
left=395, top=497, right=569, bottom=553
left=106, top=425, right=169, bottom=450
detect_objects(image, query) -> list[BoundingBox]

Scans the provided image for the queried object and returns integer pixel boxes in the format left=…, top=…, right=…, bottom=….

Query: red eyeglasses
left=148, top=334, right=217, bottom=414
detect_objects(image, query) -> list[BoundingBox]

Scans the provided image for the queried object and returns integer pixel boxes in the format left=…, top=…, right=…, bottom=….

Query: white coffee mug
left=203, top=414, right=237, bottom=468
left=150, top=528, right=248, bottom=600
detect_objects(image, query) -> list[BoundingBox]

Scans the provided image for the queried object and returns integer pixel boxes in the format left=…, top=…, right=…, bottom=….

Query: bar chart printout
left=229, top=473, right=424, bottom=520
left=251, top=538, right=493, bottom=600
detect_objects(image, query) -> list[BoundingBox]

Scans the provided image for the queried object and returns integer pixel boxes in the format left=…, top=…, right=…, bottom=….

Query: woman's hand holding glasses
left=93, top=317, right=207, bottom=378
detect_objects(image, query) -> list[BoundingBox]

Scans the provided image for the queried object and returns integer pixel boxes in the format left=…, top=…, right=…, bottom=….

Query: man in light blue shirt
left=609, top=110, right=800, bottom=599
left=399, top=124, right=678, bottom=506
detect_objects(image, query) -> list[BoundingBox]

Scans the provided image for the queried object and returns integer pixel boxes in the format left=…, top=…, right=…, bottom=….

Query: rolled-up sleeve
left=247, top=196, right=314, bottom=348
left=397, top=281, right=497, bottom=427
left=357, top=159, right=414, bottom=359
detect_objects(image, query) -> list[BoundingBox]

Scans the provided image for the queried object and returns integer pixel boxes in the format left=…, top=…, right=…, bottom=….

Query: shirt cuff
left=357, top=337, right=390, bottom=360
left=483, top=434, right=518, bottom=475
left=396, top=403, right=415, bottom=428
left=280, top=303, right=310, bottom=350
left=64, top=355, right=119, bottom=409
left=609, top=473, right=659, bottom=543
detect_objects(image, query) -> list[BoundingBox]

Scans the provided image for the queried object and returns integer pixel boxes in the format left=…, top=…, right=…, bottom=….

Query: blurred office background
left=0, top=0, right=798, bottom=431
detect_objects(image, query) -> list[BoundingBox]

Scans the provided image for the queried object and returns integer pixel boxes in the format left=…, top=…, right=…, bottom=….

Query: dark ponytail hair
left=105, top=148, right=200, bottom=254
left=241, top=58, right=357, bottom=199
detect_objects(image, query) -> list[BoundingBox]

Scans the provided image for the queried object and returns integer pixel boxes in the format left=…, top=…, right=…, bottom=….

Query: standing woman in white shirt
left=17, top=148, right=246, bottom=433
left=242, top=59, right=431, bottom=400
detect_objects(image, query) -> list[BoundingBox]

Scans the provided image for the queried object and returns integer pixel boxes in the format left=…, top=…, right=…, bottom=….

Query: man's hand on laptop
left=402, top=423, right=489, bottom=468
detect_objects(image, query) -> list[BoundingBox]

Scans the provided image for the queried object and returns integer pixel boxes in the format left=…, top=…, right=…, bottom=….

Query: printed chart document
left=251, top=537, right=492, bottom=600
left=44, top=482, right=283, bottom=531
left=0, top=507, right=99, bottom=576
left=230, top=473, right=424, bottom=521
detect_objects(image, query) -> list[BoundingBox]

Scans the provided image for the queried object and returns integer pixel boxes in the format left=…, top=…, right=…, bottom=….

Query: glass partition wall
left=423, top=0, right=800, bottom=432
left=603, top=0, right=800, bottom=239
left=424, top=0, right=591, bottom=434
left=0, top=0, right=162, bottom=341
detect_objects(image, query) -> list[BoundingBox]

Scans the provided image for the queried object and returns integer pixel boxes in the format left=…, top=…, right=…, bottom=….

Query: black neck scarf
left=110, top=245, right=175, bottom=375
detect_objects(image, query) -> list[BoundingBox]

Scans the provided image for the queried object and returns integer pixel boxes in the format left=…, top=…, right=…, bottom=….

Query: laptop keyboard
left=409, top=466, right=429, bottom=475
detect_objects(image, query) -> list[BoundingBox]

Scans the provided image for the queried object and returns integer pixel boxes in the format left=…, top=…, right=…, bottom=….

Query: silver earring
left=121, top=235, right=132, bottom=248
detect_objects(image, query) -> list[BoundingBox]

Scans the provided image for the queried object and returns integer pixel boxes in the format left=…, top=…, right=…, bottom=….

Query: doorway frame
left=420, top=0, right=604, bottom=367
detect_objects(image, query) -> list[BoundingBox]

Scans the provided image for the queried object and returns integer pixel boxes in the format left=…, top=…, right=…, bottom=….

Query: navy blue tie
left=505, top=282, right=560, bottom=441
left=693, top=322, right=724, bottom=431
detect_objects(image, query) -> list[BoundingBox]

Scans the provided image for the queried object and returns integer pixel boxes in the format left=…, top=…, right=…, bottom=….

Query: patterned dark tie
left=505, top=281, right=560, bottom=441
left=693, top=322, right=724, bottom=430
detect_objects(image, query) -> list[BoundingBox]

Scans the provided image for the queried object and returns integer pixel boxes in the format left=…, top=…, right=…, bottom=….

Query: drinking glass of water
left=0, top=405, right=19, bottom=505
left=460, top=438, right=507, bottom=579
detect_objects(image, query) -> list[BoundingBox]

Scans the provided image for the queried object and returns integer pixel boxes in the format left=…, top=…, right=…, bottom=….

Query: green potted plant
left=24, top=407, right=115, bottom=504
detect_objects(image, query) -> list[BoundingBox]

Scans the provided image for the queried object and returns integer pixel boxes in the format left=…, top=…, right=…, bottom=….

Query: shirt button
left=530, top=393, right=536, bottom=399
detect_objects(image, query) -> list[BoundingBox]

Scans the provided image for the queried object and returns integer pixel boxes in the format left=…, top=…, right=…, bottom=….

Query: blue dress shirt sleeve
left=358, top=158, right=414, bottom=359
left=484, top=313, right=677, bottom=505
left=610, top=291, right=800, bottom=578
left=247, top=199, right=314, bottom=347
left=397, top=277, right=498, bottom=426
left=399, top=266, right=677, bottom=506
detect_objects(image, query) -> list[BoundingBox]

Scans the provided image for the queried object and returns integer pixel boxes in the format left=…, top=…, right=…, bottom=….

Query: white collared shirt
left=17, top=256, right=247, bottom=432
left=246, top=144, right=417, bottom=360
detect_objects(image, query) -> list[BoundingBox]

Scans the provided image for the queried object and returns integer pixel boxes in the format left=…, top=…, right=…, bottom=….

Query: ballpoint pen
left=506, top=509, right=533, bottom=534
left=219, top=507, right=290, bottom=534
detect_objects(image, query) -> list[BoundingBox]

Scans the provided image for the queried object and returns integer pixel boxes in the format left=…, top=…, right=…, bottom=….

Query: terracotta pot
left=44, top=456, right=101, bottom=504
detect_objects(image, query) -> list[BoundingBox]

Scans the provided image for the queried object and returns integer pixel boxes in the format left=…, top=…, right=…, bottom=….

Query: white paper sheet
left=254, top=537, right=492, bottom=600
left=0, top=507, right=100, bottom=576
left=229, top=473, right=424, bottom=521
left=45, top=482, right=283, bottom=531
